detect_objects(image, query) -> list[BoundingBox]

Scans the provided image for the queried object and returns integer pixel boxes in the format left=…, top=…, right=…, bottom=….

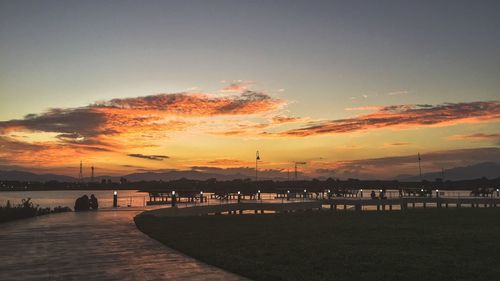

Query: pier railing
left=111, top=190, right=500, bottom=211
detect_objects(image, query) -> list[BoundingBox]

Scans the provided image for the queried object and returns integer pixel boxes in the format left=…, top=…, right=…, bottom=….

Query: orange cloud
left=383, top=142, right=411, bottom=147
left=96, top=91, right=282, bottom=116
left=448, top=133, right=500, bottom=141
left=271, top=115, right=303, bottom=124
left=448, top=133, right=500, bottom=146
left=281, top=101, right=500, bottom=137
left=344, top=106, right=383, bottom=111
left=220, top=80, right=254, bottom=93
left=206, top=159, right=253, bottom=166
left=0, top=90, right=284, bottom=165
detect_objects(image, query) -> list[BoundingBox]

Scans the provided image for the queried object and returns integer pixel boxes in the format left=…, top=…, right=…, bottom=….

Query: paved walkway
left=0, top=210, right=248, bottom=281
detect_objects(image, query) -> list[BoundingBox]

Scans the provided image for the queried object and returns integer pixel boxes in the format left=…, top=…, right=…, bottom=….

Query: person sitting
left=90, top=194, right=99, bottom=210
left=370, top=191, right=377, bottom=199
left=74, top=195, right=90, bottom=211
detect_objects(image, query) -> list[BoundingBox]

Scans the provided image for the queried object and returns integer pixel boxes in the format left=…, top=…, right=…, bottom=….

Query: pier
left=138, top=192, right=500, bottom=218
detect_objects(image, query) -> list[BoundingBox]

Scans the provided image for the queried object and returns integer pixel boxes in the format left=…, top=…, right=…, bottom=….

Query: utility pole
left=91, top=166, right=95, bottom=183
left=79, top=160, right=83, bottom=183
left=294, top=162, right=306, bottom=181
left=418, top=153, right=422, bottom=181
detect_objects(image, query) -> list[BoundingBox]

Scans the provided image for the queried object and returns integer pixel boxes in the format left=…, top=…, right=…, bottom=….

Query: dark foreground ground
left=135, top=209, right=500, bottom=281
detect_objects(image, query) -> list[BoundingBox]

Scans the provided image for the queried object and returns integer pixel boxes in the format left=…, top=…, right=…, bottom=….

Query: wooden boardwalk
left=322, top=196, right=500, bottom=210
left=141, top=196, right=500, bottom=217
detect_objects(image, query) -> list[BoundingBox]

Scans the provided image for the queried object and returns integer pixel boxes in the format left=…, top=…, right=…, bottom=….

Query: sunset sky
left=1, top=0, right=499, bottom=179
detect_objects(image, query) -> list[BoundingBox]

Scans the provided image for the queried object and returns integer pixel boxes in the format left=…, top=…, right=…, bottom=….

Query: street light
left=113, top=191, right=118, bottom=208
left=171, top=190, right=176, bottom=207
left=255, top=150, right=260, bottom=182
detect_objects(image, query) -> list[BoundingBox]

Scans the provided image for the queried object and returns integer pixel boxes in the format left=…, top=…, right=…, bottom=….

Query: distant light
left=497, top=189, right=499, bottom=192
left=327, top=189, right=331, bottom=193
left=304, top=189, right=307, bottom=193
left=360, top=189, right=363, bottom=192
left=287, top=190, right=290, bottom=193
left=172, top=190, right=175, bottom=195
left=258, top=190, right=261, bottom=193
left=200, top=191, right=203, bottom=195
left=421, top=189, right=424, bottom=192
left=113, top=191, right=117, bottom=196
left=380, top=189, right=383, bottom=192
left=436, top=189, right=439, bottom=192
left=238, top=191, right=241, bottom=195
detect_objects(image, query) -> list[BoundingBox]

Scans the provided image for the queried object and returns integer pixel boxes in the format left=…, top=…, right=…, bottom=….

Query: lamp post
left=171, top=190, right=176, bottom=208
left=255, top=150, right=260, bottom=182
left=257, top=190, right=261, bottom=200
left=113, top=191, right=118, bottom=208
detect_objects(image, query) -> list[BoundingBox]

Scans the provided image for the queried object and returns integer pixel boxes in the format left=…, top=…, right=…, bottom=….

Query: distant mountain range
left=0, top=169, right=274, bottom=182
left=1, top=162, right=499, bottom=182
left=0, top=170, right=77, bottom=182
left=394, top=162, right=500, bottom=181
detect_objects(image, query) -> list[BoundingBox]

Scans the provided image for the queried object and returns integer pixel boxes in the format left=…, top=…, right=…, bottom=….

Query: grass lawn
left=135, top=209, right=500, bottom=281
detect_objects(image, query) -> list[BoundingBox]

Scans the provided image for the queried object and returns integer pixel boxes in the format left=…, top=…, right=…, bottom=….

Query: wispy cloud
left=206, top=159, right=252, bottom=166
left=271, top=115, right=303, bottom=124
left=386, top=90, right=409, bottom=96
left=220, top=80, right=254, bottom=93
left=344, top=106, right=383, bottom=111
left=128, top=154, right=170, bottom=161
left=448, top=133, right=500, bottom=141
left=280, top=101, right=500, bottom=137
left=448, top=133, right=500, bottom=146
left=383, top=142, right=411, bottom=147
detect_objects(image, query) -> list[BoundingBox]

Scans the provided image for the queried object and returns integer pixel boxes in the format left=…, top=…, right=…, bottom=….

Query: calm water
left=0, top=190, right=149, bottom=209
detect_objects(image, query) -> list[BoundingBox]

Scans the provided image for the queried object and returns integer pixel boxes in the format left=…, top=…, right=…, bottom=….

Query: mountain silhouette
left=395, top=162, right=500, bottom=181
left=0, top=170, right=77, bottom=182
left=1, top=162, right=498, bottom=182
